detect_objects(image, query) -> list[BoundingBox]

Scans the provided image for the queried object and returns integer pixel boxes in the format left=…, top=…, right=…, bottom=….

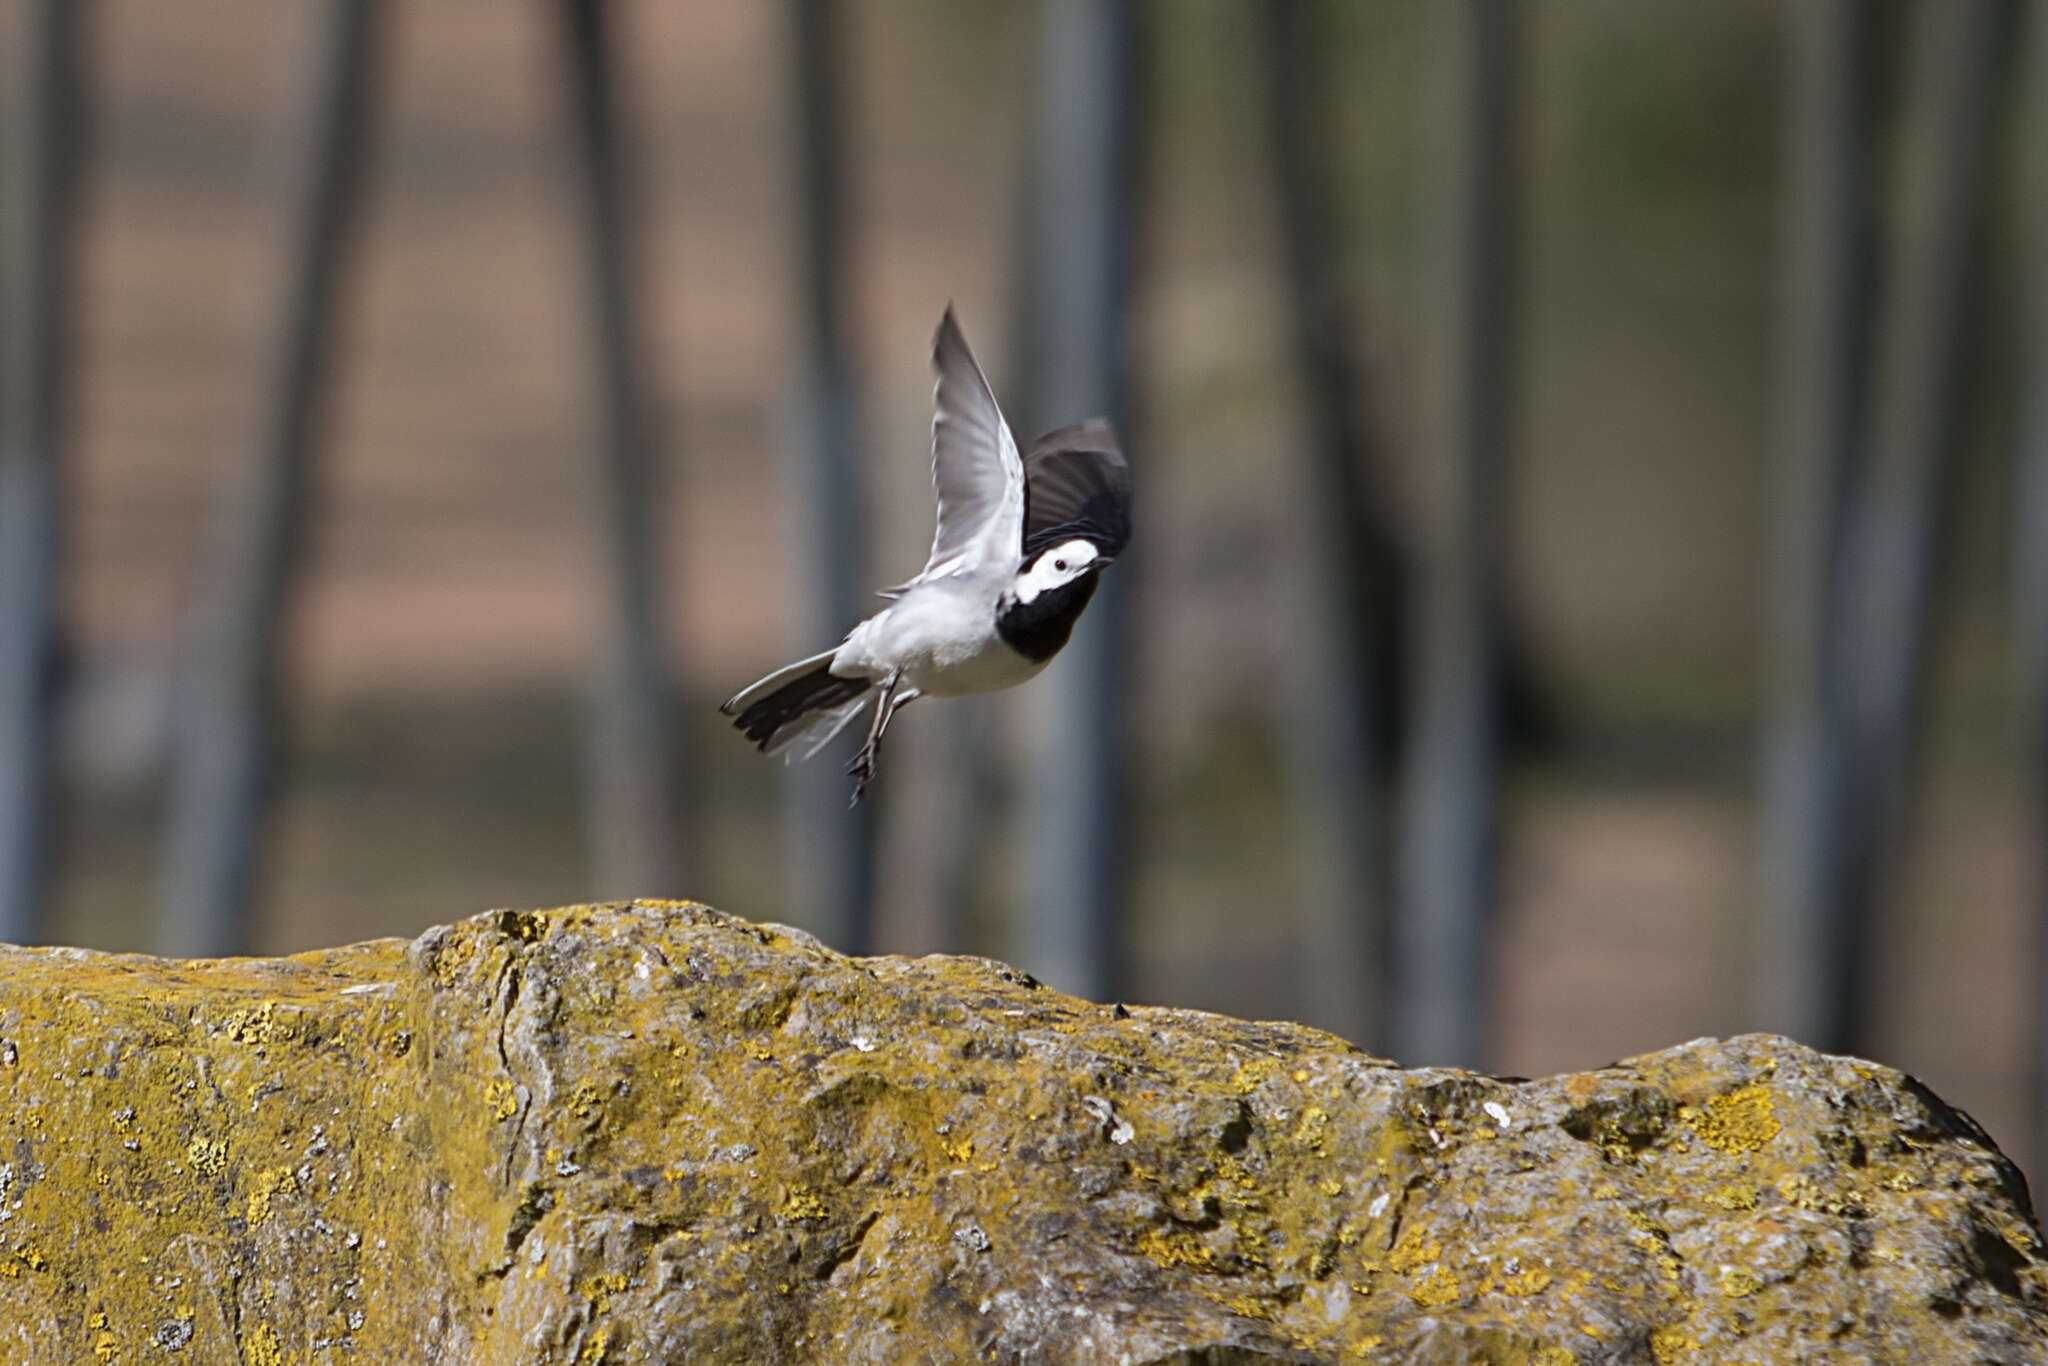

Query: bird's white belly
left=833, top=584, right=1046, bottom=698
left=910, top=633, right=1048, bottom=696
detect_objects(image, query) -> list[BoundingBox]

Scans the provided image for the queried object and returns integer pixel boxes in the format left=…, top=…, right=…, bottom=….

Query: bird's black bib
left=995, top=574, right=1101, bottom=663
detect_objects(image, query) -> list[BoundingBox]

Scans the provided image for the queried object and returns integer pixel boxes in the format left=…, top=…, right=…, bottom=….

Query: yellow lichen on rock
left=1230, top=1057, right=1280, bottom=1094
left=1386, top=1231, right=1443, bottom=1275
left=246, top=1324, right=283, bottom=1366
left=581, top=1273, right=629, bottom=1313
left=1408, top=1263, right=1462, bottom=1308
left=247, top=1166, right=298, bottom=1224
left=1720, top=1267, right=1763, bottom=1298
left=779, top=1184, right=828, bottom=1221
left=220, top=1000, right=293, bottom=1047
left=0, top=902, right=2036, bottom=1365
left=1684, top=1084, right=1782, bottom=1154
left=1137, top=1224, right=1219, bottom=1272
left=184, top=1135, right=226, bottom=1178
left=1650, top=1323, right=1700, bottom=1362
left=1703, top=1182, right=1758, bottom=1211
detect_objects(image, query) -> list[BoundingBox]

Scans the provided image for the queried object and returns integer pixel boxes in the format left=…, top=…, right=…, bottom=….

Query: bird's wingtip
left=933, top=302, right=964, bottom=357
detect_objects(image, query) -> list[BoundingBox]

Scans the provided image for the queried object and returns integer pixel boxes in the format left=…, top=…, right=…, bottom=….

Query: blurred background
left=4, top=0, right=2047, bottom=1176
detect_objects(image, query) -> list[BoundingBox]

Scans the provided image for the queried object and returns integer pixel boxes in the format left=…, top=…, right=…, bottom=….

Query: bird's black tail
left=720, top=651, right=873, bottom=755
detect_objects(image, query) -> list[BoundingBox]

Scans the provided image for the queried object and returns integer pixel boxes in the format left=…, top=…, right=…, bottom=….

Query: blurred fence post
left=926, top=264, right=1049, bottom=956
left=785, top=0, right=875, bottom=953
left=1258, top=0, right=1393, bottom=1049
left=1757, top=0, right=1873, bottom=1046
left=2018, top=0, right=2048, bottom=1187
left=1391, top=0, right=1514, bottom=1067
left=0, top=0, right=81, bottom=944
left=1020, top=0, right=1137, bottom=1003
left=161, top=0, right=380, bottom=957
left=557, top=0, right=686, bottom=901
left=1829, top=0, right=2003, bottom=1052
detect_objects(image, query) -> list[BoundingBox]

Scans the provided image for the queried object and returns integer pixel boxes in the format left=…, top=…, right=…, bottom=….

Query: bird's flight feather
left=1021, top=418, right=1131, bottom=558
left=904, top=306, right=1025, bottom=588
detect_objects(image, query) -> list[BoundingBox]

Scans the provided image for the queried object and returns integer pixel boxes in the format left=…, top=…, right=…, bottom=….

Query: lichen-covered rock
left=0, top=901, right=2040, bottom=1363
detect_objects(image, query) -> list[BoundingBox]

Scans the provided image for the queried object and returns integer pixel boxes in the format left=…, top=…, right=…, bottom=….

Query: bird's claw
left=846, top=747, right=878, bottom=806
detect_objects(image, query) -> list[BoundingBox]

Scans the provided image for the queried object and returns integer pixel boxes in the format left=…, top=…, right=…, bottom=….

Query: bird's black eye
left=1054, top=559, right=1068, bottom=572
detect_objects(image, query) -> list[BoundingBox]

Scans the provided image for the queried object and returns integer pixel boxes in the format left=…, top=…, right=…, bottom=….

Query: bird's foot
left=845, top=746, right=879, bottom=807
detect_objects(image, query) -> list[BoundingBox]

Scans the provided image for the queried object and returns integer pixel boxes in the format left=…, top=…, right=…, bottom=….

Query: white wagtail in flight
left=722, top=306, right=1131, bottom=803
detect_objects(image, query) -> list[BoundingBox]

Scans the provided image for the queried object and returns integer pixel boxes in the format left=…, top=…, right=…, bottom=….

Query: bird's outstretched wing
left=1022, top=418, right=1131, bottom=558
left=897, top=306, right=1025, bottom=591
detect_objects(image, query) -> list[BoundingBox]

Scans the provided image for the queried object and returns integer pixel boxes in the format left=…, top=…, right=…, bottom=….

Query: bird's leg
left=874, top=689, right=918, bottom=758
left=847, top=672, right=901, bottom=805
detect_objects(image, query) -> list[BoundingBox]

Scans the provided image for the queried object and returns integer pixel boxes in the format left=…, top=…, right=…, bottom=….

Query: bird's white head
left=1013, top=537, right=1105, bottom=604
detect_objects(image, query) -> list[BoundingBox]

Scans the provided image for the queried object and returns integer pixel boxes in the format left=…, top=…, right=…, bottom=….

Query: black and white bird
left=721, top=306, right=1131, bottom=803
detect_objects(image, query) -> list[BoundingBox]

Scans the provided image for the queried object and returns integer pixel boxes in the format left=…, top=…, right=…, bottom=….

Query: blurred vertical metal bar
left=1392, top=0, right=1513, bottom=1066
left=929, top=698, right=995, bottom=950
left=1757, top=0, right=1873, bottom=1045
left=929, top=244, right=1048, bottom=956
left=0, top=0, right=80, bottom=943
left=1258, top=0, right=1390, bottom=1048
left=160, top=0, right=379, bottom=957
left=1020, top=0, right=1137, bottom=1002
left=786, top=0, right=874, bottom=953
left=558, top=0, right=686, bottom=901
left=1832, top=0, right=2002, bottom=1051
left=2016, top=0, right=2048, bottom=1182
